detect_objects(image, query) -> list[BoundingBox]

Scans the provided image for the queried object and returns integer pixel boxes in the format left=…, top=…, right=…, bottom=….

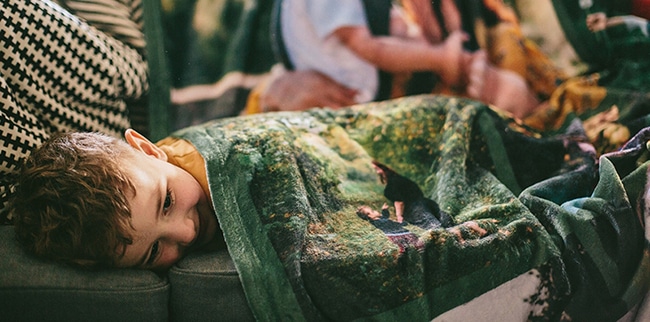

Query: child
left=10, top=130, right=219, bottom=270
left=279, top=0, right=470, bottom=103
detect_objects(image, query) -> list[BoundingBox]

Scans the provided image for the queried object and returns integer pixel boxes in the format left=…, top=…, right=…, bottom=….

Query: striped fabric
left=0, top=0, right=148, bottom=222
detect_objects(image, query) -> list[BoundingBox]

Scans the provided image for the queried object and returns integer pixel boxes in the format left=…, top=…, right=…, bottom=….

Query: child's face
left=116, top=130, right=217, bottom=270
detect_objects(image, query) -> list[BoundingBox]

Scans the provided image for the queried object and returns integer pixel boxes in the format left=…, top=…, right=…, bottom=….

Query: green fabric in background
left=160, top=0, right=275, bottom=88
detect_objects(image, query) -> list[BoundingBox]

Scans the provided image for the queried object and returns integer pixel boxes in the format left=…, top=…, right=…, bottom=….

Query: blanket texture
left=173, top=95, right=649, bottom=321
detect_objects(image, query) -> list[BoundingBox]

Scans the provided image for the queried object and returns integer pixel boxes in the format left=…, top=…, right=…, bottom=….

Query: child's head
left=11, top=132, right=135, bottom=268
left=11, top=130, right=217, bottom=270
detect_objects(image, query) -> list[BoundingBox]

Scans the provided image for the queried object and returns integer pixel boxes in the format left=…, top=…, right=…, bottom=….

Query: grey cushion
left=169, top=249, right=254, bottom=321
left=0, top=225, right=169, bottom=322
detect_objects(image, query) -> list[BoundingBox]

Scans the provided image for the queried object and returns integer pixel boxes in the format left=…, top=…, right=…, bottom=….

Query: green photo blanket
left=173, top=95, right=649, bottom=321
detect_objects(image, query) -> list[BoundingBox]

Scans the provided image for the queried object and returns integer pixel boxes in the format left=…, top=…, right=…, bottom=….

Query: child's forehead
left=117, top=153, right=164, bottom=199
left=125, top=168, right=160, bottom=192
left=123, top=149, right=162, bottom=172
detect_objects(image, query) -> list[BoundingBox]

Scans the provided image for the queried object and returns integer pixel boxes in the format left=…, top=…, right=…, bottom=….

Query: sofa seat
left=0, top=225, right=253, bottom=321
left=169, top=250, right=254, bottom=321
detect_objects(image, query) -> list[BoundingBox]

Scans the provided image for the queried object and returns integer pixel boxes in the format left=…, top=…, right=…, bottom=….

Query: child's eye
left=147, top=241, right=159, bottom=266
left=163, top=190, right=174, bottom=211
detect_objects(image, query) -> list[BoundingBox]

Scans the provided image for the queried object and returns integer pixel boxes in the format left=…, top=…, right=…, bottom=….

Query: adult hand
left=439, top=30, right=469, bottom=87
left=586, top=12, right=608, bottom=32
left=261, top=70, right=357, bottom=112
left=401, top=0, right=461, bottom=44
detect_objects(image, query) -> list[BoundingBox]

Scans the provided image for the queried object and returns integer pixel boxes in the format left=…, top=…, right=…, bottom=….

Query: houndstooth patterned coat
left=0, top=0, right=149, bottom=222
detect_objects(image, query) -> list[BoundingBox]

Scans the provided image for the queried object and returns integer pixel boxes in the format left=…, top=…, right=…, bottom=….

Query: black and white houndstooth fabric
left=55, top=0, right=146, bottom=55
left=0, top=0, right=148, bottom=223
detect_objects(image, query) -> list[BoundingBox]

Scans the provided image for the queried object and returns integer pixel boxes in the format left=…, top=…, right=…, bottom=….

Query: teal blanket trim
left=142, top=0, right=171, bottom=140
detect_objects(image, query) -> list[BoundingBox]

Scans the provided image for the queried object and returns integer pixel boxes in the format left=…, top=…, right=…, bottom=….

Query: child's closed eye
left=147, top=240, right=159, bottom=266
left=163, top=189, right=174, bottom=212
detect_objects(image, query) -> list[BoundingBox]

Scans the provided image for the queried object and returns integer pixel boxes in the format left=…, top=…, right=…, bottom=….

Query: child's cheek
left=159, top=246, right=182, bottom=269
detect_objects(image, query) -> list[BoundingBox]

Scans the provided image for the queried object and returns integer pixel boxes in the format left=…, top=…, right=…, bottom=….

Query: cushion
left=0, top=225, right=169, bottom=322
left=169, top=249, right=255, bottom=321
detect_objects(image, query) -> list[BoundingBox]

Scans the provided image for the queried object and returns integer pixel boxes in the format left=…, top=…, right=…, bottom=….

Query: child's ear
left=124, top=129, right=168, bottom=161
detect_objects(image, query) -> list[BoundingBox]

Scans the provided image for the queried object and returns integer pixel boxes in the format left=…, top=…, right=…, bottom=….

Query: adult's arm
left=334, top=27, right=467, bottom=86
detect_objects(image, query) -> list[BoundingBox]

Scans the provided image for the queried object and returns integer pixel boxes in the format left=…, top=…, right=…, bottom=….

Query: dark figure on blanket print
left=372, top=161, right=454, bottom=229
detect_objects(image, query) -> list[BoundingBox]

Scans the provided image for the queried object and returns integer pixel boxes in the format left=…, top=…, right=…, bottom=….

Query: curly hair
left=11, top=132, right=136, bottom=268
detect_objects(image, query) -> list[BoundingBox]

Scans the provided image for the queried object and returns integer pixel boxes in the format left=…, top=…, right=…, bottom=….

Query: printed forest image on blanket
left=172, top=95, right=650, bottom=321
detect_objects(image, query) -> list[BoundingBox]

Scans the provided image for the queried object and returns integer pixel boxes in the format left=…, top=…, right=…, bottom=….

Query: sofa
left=0, top=225, right=254, bottom=321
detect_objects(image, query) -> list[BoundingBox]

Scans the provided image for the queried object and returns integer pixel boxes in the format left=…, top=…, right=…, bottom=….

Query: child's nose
left=167, top=216, right=196, bottom=246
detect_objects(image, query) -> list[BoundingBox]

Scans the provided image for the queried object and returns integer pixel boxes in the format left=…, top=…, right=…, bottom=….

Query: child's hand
left=439, top=30, right=468, bottom=88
